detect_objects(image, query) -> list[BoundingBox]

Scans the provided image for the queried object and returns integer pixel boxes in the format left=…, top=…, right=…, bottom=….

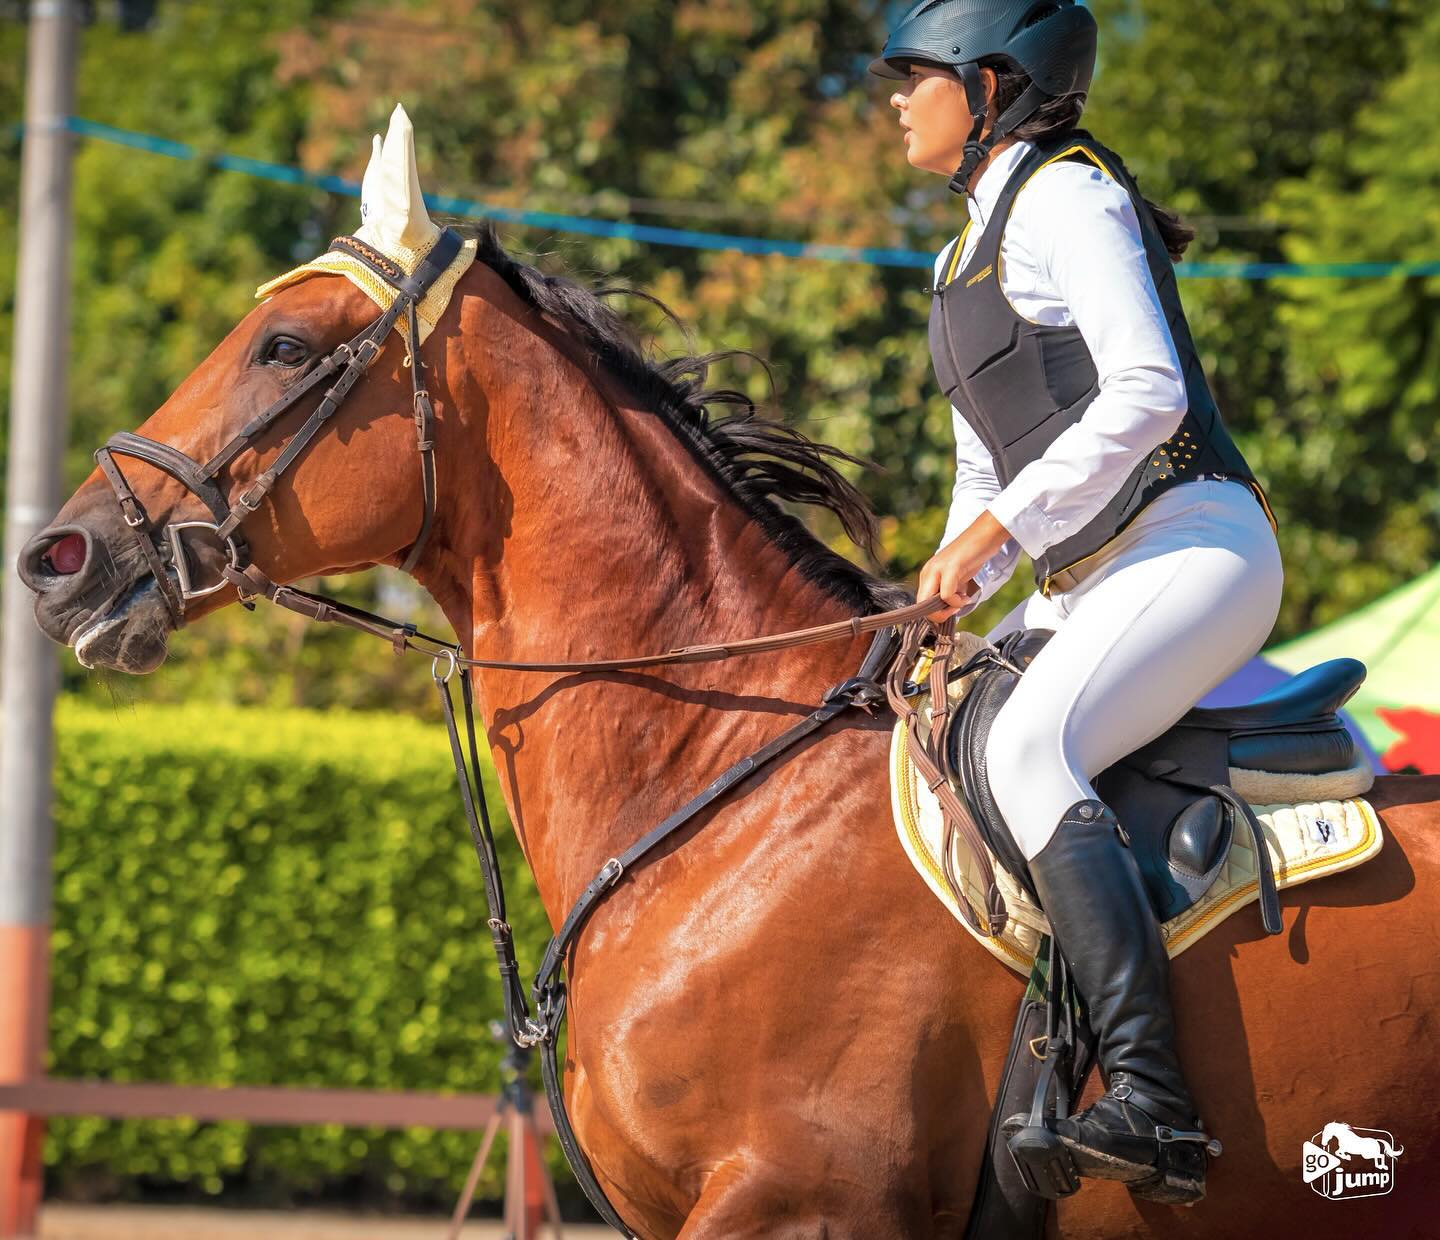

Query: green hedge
left=48, top=700, right=558, bottom=1204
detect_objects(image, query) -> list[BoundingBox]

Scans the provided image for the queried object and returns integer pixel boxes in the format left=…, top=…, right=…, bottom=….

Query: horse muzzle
left=16, top=499, right=180, bottom=673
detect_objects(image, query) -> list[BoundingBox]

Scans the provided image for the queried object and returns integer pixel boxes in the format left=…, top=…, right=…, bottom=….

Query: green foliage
left=1, top=0, right=1436, bottom=689
left=1082, top=0, right=1435, bottom=636
left=48, top=699, right=559, bottom=1204
left=1261, top=5, right=1440, bottom=633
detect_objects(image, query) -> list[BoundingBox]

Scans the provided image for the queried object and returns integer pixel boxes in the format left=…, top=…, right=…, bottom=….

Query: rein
left=89, top=230, right=1003, bottom=1234
left=215, top=591, right=1001, bottom=1238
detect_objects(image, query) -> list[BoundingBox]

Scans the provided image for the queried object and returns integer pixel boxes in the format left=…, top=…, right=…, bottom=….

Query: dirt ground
left=36, top=1205, right=612, bottom=1240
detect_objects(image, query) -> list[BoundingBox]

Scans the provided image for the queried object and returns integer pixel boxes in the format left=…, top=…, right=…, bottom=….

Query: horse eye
left=264, top=337, right=309, bottom=367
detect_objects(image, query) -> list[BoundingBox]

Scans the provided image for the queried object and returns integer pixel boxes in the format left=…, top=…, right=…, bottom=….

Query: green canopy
left=1267, top=567, right=1440, bottom=773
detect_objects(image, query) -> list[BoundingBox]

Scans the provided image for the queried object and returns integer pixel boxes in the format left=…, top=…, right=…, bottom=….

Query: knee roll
left=984, top=706, right=1084, bottom=861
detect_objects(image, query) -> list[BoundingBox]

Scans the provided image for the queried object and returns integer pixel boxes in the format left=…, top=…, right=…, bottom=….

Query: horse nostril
left=18, top=524, right=93, bottom=591
left=44, top=533, right=89, bottom=576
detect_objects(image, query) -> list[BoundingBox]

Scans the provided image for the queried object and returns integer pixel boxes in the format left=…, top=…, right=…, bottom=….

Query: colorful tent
left=1197, top=569, right=1440, bottom=774
left=1264, top=567, right=1440, bottom=774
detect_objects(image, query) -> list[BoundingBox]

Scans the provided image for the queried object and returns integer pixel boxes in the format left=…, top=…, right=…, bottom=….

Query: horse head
left=19, top=105, right=463, bottom=673
left=1321, top=1121, right=1360, bottom=1156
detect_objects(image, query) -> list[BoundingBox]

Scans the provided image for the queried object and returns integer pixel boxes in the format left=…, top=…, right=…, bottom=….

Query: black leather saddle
left=946, top=629, right=1367, bottom=928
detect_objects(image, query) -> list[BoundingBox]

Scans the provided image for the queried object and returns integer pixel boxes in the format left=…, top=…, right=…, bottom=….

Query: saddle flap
left=1096, top=726, right=1234, bottom=922
left=952, top=633, right=1046, bottom=899
left=946, top=631, right=1244, bottom=923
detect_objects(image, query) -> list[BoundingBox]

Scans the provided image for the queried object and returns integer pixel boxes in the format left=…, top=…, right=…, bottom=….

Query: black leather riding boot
left=1010, top=798, right=1220, bottom=1205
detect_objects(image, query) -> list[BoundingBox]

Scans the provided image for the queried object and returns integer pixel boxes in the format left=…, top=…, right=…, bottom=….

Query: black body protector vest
left=929, top=131, right=1273, bottom=593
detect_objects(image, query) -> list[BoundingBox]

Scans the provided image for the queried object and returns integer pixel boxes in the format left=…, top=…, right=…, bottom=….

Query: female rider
left=873, top=0, right=1283, bottom=1206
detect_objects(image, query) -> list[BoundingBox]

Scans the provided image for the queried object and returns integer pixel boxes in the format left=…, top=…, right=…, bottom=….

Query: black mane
left=462, top=222, right=911, bottom=617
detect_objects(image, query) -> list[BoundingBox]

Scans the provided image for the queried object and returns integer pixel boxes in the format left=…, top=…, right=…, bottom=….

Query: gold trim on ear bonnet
left=255, top=104, right=476, bottom=346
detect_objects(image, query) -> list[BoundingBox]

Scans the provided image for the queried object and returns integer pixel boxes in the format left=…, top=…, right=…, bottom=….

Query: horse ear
left=356, top=103, right=439, bottom=254
left=359, top=133, right=383, bottom=230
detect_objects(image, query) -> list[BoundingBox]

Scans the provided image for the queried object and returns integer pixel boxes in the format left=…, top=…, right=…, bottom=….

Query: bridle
left=94, top=227, right=464, bottom=625
left=83, top=224, right=996, bottom=1237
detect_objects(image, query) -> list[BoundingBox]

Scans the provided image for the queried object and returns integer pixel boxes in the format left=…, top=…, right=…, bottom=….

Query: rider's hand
left=917, top=510, right=1012, bottom=622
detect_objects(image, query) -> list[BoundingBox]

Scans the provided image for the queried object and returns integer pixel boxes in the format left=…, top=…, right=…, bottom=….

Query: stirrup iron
left=1004, top=939, right=1081, bottom=1199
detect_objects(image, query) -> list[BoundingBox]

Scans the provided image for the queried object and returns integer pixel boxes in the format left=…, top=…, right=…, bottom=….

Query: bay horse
left=20, top=221, right=1440, bottom=1237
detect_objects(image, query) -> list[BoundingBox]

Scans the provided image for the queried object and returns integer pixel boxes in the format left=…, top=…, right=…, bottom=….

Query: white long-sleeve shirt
left=934, top=139, right=1188, bottom=603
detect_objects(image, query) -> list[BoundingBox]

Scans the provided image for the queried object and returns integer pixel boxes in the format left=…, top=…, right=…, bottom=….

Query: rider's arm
left=940, top=406, right=1021, bottom=605
left=984, top=161, right=1188, bottom=559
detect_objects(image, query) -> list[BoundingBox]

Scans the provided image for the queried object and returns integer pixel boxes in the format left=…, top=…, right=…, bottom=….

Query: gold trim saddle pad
left=889, top=672, right=1383, bottom=975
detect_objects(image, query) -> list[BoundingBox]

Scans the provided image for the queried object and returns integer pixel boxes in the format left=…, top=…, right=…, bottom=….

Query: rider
left=873, top=0, right=1283, bottom=1205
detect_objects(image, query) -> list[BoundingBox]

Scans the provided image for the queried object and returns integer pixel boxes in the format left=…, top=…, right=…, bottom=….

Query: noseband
left=94, top=227, right=464, bottom=625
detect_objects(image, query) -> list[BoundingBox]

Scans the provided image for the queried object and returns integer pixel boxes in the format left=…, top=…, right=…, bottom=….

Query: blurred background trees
left=2, top=0, right=1436, bottom=710
left=2, top=0, right=1436, bottom=1210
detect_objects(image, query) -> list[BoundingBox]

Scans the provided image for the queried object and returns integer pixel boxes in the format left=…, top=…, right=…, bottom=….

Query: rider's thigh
left=985, top=481, right=1282, bottom=859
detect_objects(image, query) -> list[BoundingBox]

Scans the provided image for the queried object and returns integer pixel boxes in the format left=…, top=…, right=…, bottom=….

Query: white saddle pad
left=889, top=651, right=1383, bottom=974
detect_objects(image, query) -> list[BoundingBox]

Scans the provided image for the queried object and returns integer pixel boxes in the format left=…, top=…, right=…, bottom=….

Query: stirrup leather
left=1001, top=938, right=1084, bottom=1200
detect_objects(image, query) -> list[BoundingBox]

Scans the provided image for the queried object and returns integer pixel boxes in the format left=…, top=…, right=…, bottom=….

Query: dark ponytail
left=984, top=61, right=1196, bottom=260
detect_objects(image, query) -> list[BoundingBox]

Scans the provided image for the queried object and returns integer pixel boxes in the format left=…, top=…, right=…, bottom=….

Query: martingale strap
left=432, top=623, right=901, bottom=1236
left=84, top=484, right=948, bottom=1235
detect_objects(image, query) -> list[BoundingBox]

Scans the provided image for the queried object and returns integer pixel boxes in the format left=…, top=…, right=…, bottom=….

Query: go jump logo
left=1302, top=1123, right=1403, bottom=1200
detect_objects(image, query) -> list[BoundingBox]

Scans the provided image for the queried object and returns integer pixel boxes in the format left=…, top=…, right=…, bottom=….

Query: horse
left=1320, top=1122, right=1403, bottom=1170
left=20, top=218, right=1440, bottom=1237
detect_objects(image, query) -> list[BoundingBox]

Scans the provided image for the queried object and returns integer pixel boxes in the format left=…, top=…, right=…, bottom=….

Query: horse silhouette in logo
left=1321, top=1122, right=1404, bottom=1170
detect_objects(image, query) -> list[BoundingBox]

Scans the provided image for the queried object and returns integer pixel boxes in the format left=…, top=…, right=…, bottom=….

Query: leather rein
left=90, top=228, right=1002, bottom=1236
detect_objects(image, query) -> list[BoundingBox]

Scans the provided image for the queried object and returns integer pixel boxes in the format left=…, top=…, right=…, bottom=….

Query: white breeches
left=984, top=479, right=1283, bottom=861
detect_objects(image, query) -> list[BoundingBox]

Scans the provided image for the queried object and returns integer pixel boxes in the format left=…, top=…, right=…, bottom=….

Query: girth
left=94, top=226, right=463, bottom=625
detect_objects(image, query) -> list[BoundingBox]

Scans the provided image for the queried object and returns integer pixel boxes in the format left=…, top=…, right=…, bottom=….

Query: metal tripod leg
left=504, top=1104, right=564, bottom=1240
left=447, top=1029, right=564, bottom=1240
left=448, top=1111, right=504, bottom=1240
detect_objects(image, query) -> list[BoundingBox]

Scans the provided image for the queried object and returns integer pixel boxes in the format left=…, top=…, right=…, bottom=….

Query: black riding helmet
left=871, top=0, right=1098, bottom=196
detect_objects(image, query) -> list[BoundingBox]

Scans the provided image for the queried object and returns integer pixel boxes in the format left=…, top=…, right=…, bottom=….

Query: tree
left=1263, top=4, right=1440, bottom=632
left=1083, top=0, right=1431, bottom=635
left=2, top=0, right=1435, bottom=715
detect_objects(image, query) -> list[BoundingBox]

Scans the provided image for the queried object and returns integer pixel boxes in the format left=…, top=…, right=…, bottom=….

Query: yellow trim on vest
left=997, top=142, right=1118, bottom=325
left=1250, top=481, right=1280, bottom=534
left=1026, top=141, right=1117, bottom=187
left=943, top=221, right=973, bottom=286
left=1040, top=537, right=1113, bottom=598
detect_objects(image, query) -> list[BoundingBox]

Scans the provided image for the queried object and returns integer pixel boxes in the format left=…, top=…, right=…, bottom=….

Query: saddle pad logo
left=1303, top=1123, right=1403, bottom=1199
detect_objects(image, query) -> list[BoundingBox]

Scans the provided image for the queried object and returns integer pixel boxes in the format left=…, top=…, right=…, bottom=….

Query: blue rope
left=21, top=117, right=1440, bottom=280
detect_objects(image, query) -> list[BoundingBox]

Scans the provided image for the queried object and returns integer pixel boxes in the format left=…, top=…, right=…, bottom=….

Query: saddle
left=949, top=627, right=1370, bottom=929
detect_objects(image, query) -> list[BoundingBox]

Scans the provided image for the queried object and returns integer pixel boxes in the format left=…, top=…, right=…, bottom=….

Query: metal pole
left=0, top=2, right=79, bottom=1235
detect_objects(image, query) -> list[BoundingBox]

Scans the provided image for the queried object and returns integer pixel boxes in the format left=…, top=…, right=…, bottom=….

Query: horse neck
left=418, top=286, right=877, bottom=918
